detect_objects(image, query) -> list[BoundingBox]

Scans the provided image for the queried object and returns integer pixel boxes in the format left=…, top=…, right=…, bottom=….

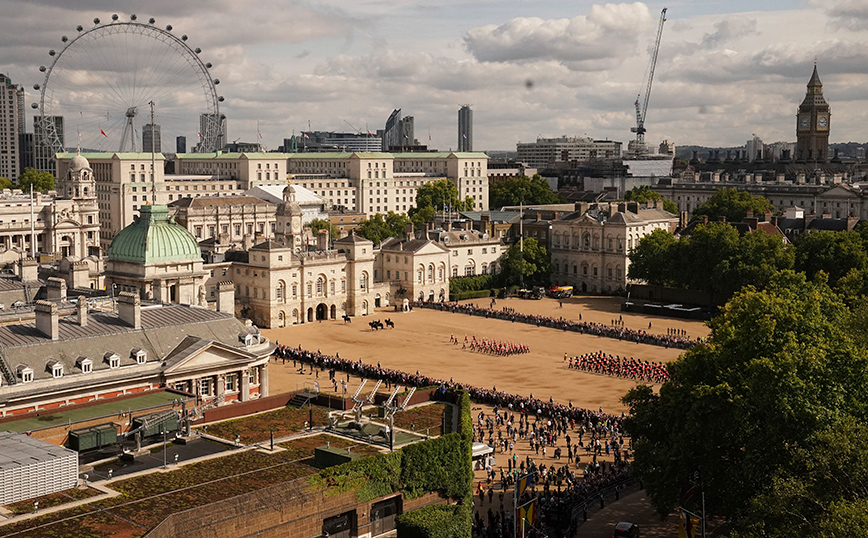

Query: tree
left=692, top=188, right=774, bottom=223
left=628, top=223, right=793, bottom=302
left=794, top=230, right=868, bottom=287
left=627, top=228, right=679, bottom=286
left=623, top=271, right=868, bottom=524
left=412, top=179, right=470, bottom=213
left=354, top=211, right=412, bottom=245
left=0, top=177, right=12, bottom=190
left=497, top=237, right=550, bottom=287
left=623, top=185, right=678, bottom=214
left=488, top=175, right=563, bottom=209
left=409, top=205, right=435, bottom=229
left=308, top=218, right=339, bottom=240
left=16, top=167, right=55, bottom=193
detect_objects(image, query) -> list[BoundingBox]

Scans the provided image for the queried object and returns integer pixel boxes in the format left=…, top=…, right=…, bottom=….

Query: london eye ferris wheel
left=32, top=13, right=224, bottom=159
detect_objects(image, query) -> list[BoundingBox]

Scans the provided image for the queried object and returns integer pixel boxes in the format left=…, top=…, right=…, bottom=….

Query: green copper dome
left=107, top=205, right=203, bottom=265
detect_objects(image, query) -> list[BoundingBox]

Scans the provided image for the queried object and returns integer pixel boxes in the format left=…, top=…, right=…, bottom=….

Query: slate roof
left=0, top=305, right=254, bottom=386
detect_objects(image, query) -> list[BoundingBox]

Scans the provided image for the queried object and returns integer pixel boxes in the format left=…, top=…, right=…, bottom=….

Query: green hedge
left=395, top=504, right=472, bottom=538
left=449, top=274, right=493, bottom=295
left=450, top=290, right=493, bottom=301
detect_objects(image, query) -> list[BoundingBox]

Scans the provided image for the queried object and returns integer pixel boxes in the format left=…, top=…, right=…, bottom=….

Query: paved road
left=576, top=490, right=679, bottom=538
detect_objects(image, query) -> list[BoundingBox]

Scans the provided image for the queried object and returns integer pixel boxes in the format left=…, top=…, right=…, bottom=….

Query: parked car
left=613, top=521, right=640, bottom=537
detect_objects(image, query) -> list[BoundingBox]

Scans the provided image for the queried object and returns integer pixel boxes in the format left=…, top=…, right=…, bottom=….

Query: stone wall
left=145, top=474, right=445, bottom=538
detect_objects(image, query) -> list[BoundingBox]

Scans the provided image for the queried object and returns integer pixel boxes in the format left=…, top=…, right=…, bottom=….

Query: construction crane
left=630, top=7, right=667, bottom=156
left=343, top=119, right=361, bottom=134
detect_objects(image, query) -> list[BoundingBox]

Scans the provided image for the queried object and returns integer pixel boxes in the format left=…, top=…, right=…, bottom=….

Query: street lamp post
left=161, top=430, right=167, bottom=469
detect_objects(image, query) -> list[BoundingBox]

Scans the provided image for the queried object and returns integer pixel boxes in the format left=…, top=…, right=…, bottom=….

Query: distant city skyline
left=1, top=1, right=866, bottom=151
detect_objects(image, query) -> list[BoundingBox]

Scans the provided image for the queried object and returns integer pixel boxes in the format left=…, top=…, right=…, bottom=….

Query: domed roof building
left=105, top=204, right=209, bottom=306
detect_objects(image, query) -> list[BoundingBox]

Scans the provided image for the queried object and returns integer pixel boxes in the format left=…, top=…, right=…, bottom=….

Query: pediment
left=163, top=337, right=257, bottom=374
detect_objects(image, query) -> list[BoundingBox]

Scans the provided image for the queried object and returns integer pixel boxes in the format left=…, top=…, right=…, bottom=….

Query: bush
left=395, top=504, right=472, bottom=538
left=451, top=290, right=492, bottom=301
left=449, top=275, right=493, bottom=295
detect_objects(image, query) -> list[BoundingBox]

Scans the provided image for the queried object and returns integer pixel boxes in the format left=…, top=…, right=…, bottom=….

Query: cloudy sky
left=2, top=0, right=867, bottom=152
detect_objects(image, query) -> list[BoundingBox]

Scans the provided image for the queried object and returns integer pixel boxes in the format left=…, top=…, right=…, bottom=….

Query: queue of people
left=451, top=334, right=530, bottom=356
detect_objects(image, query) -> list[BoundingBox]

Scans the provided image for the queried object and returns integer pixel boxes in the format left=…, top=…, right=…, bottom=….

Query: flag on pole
left=197, top=132, right=203, bottom=138
left=515, top=472, right=534, bottom=499
left=257, top=121, right=263, bottom=139
left=678, top=509, right=697, bottom=538
left=100, top=129, right=108, bottom=138
left=302, top=133, right=310, bottom=139
left=367, top=130, right=373, bottom=137
left=463, top=133, right=467, bottom=139
left=518, top=498, right=536, bottom=526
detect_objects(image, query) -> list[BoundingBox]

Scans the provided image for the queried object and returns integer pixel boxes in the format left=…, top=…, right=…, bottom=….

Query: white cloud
left=463, top=3, right=654, bottom=70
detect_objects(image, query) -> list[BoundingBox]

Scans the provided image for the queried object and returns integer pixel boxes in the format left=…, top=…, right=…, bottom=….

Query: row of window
left=12, top=350, right=147, bottom=384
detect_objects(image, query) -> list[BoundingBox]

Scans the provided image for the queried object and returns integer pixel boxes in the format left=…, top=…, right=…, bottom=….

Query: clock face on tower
left=800, top=115, right=810, bottom=129
left=818, top=116, right=828, bottom=130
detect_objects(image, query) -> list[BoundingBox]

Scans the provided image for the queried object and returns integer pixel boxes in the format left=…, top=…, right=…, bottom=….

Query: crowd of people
left=451, top=334, right=530, bottom=356
left=414, top=301, right=702, bottom=349
left=472, top=403, right=631, bottom=538
left=568, top=351, right=670, bottom=383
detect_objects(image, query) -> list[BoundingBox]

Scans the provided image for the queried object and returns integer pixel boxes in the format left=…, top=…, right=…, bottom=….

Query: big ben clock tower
left=796, top=62, right=831, bottom=162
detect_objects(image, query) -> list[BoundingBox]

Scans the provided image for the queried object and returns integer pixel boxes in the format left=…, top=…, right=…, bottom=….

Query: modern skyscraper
left=0, top=74, right=25, bottom=181
left=34, top=115, right=64, bottom=176
left=143, top=123, right=161, bottom=153
left=458, top=105, right=473, bottom=152
left=176, top=135, right=186, bottom=154
left=796, top=63, right=831, bottom=162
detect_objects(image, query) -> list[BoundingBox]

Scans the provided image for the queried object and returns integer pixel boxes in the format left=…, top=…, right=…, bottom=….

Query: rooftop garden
left=200, top=404, right=330, bottom=444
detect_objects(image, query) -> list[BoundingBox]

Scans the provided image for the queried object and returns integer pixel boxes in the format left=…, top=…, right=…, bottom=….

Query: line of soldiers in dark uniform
left=415, top=301, right=701, bottom=349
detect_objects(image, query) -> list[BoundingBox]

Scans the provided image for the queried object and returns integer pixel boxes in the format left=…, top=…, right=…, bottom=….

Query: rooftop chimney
left=217, top=281, right=235, bottom=315
left=317, top=229, right=329, bottom=251
left=19, top=257, right=37, bottom=281
left=46, top=277, right=67, bottom=301
left=35, top=300, right=59, bottom=340
left=117, top=292, right=141, bottom=329
left=405, top=222, right=414, bottom=241
left=77, top=296, right=88, bottom=327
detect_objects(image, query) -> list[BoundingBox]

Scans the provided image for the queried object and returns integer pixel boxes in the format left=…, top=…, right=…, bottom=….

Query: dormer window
left=104, top=352, right=120, bottom=369
left=239, top=333, right=255, bottom=346
left=17, top=365, right=33, bottom=383
left=76, top=356, right=92, bottom=374
left=47, top=359, right=63, bottom=378
left=131, top=348, right=147, bottom=365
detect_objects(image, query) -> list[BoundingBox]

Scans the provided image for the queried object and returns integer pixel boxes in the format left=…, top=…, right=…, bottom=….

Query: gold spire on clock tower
left=796, top=62, right=830, bottom=162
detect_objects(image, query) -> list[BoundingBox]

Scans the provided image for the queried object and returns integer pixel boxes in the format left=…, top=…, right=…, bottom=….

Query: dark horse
left=369, top=320, right=384, bottom=331
left=342, top=315, right=352, bottom=323
left=384, top=318, right=395, bottom=329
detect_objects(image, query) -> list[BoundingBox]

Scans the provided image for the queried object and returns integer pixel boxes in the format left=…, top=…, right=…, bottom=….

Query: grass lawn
left=393, top=402, right=449, bottom=434
left=201, top=405, right=330, bottom=444
left=0, top=391, right=184, bottom=432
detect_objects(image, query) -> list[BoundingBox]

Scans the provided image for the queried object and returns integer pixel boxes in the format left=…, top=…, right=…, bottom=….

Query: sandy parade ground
left=260, top=295, right=711, bottom=535
left=262, top=295, right=710, bottom=414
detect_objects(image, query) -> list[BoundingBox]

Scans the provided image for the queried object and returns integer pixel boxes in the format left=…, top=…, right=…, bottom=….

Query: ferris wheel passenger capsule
left=76, top=25, right=83, bottom=32
left=194, top=48, right=201, bottom=54
left=130, top=14, right=137, bottom=21
left=39, top=66, right=46, bottom=72
left=33, top=84, right=39, bottom=90
left=166, top=25, right=173, bottom=31
left=149, top=18, right=155, bottom=24
left=49, top=50, right=55, bottom=56
left=93, top=18, right=100, bottom=25
left=31, top=103, right=38, bottom=109
left=112, top=14, right=119, bottom=21
left=61, top=36, right=68, bottom=42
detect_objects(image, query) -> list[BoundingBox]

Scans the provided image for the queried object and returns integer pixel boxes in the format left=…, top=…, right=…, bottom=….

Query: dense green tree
left=732, top=416, right=868, bottom=538
left=0, top=177, right=12, bottom=190
left=354, top=211, right=412, bottom=245
left=16, top=167, right=55, bottom=193
left=412, top=179, right=472, bottom=213
left=308, top=218, right=339, bottom=240
left=623, top=271, right=868, bottom=523
left=629, top=223, right=793, bottom=301
left=692, top=188, right=774, bottom=223
left=497, top=237, right=549, bottom=287
left=794, top=230, right=868, bottom=287
left=488, top=175, right=563, bottom=209
left=627, top=228, right=680, bottom=286
left=623, top=185, right=678, bottom=213
left=410, top=205, right=435, bottom=229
